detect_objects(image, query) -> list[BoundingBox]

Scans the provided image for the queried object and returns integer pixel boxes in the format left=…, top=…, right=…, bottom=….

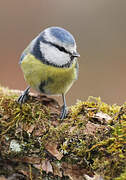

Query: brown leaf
left=27, top=124, right=35, bottom=134
left=62, top=162, right=93, bottom=180
left=42, top=160, right=53, bottom=173
left=34, top=159, right=53, bottom=174
left=51, top=162, right=62, bottom=177
left=23, top=124, right=35, bottom=134
left=84, top=121, right=106, bottom=136
left=84, top=122, right=97, bottom=135
left=45, top=143, right=63, bottom=160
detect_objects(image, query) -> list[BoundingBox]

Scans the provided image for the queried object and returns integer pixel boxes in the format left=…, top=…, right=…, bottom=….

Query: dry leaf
left=62, top=162, right=92, bottom=180
left=51, top=162, right=62, bottom=177
left=34, top=159, right=53, bottom=174
left=84, top=121, right=105, bottom=136
left=41, top=159, right=53, bottom=173
left=27, top=124, right=35, bottom=134
left=45, top=143, right=63, bottom=160
left=23, top=124, right=35, bottom=134
left=93, top=112, right=112, bottom=124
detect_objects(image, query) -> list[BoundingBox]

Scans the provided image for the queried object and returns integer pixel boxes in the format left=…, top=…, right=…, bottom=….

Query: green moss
left=0, top=88, right=126, bottom=179
left=69, top=97, right=126, bottom=179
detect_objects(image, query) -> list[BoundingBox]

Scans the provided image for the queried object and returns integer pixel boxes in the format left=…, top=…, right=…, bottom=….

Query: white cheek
left=40, top=42, right=70, bottom=66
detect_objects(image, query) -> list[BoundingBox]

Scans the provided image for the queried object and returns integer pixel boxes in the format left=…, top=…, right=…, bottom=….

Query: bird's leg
left=17, top=86, right=30, bottom=105
left=60, top=94, right=68, bottom=120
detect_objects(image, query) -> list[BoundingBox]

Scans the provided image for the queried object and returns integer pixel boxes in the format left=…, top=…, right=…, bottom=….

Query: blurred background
left=0, top=0, right=126, bottom=106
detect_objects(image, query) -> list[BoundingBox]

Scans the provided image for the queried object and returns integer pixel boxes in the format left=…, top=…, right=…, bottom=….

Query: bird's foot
left=60, top=104, right=68, bottom=120
left=17, top=87, right=30, bottom=105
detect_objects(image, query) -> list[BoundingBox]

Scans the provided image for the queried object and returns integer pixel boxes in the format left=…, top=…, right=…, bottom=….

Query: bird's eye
left=58, top=46, right=66, bottom=52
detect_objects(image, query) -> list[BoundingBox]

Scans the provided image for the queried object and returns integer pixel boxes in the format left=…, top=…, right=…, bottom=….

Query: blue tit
left=18, top=27, right=80, bottom=119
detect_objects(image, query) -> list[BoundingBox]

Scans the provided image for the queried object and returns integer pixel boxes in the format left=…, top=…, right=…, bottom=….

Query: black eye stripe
left=52, top=43, right=70, bottom=55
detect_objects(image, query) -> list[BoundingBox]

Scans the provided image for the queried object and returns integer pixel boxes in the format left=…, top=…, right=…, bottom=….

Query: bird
left=18, top=26, right=80, bottom=119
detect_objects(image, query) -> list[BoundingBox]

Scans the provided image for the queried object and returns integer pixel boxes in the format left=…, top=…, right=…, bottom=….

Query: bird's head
left=32, top=27, right=80, bottom=67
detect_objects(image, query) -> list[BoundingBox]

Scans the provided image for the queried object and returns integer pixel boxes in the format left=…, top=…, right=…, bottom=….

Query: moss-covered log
left=0, top=86, right=126, bottom=180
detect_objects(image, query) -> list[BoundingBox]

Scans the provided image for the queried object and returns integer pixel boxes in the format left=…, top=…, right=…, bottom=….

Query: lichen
left=10, top=139, right=22, bottom=152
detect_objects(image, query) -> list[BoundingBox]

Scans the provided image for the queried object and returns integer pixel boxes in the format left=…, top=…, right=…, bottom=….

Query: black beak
left=72, top=51, right=80, bottom=57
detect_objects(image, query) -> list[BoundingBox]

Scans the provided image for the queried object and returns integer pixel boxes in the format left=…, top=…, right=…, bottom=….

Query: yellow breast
left=21, top=54, right=78, bottom=95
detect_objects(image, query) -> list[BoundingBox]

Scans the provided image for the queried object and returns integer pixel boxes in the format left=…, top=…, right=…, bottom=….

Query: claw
left=60, top=104, right=68, bottom=120
left=17, top=86, right=30, bottom=105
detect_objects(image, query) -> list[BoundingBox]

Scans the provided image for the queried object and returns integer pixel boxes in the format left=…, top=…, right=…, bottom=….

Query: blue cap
left=50, top=27, right=75, bottom=46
